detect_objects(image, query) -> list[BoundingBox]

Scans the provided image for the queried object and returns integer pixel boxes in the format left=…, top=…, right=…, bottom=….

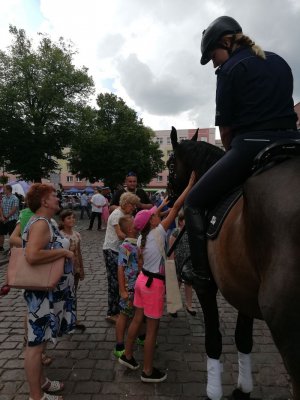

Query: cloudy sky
left=0, top=0, right=299, bottom=132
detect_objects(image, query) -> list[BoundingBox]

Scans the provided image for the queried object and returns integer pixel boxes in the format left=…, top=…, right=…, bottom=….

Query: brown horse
left=167, top=127, right=300, bottom=399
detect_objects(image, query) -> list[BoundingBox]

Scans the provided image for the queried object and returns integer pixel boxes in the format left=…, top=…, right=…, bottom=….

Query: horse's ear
left=191, top=128, right=199, bottom=142
left=171, top=126, right=178, bottom=149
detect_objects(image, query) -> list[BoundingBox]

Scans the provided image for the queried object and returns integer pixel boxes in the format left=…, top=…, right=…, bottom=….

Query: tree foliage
left=69, top=93, right=165, bottom=188
left=0, top=26, right=94, bottom=181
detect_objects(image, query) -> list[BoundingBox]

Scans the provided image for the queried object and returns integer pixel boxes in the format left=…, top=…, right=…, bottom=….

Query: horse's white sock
left=237, top=351, right=253, bottom=393
left=206, top=357, right=223, bottom=400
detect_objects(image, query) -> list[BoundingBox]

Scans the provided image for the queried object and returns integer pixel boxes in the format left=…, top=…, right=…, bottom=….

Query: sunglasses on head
left=126, top=172, right=137, bottom=177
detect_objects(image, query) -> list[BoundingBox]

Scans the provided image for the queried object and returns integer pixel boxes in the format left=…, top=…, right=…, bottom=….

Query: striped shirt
left=1, top=194, right=19, bottom=221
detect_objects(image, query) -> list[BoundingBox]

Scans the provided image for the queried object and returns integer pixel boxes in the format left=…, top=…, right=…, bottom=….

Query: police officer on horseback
left=185, top=16, right=300, bottom=294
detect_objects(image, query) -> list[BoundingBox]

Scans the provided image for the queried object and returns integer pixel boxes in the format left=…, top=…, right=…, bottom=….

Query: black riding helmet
left=200, top=16, right=242, bottom=65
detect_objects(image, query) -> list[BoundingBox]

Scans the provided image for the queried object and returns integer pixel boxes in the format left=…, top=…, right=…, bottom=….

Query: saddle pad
left=206, top=188, right=242, bottom=240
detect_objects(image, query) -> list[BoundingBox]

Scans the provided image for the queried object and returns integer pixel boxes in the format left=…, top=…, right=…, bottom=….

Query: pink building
left=5, top=105, right=299, bottom=193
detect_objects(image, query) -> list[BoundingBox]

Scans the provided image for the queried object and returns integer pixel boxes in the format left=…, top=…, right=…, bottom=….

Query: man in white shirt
left=87, top=188, right=106, bottom=230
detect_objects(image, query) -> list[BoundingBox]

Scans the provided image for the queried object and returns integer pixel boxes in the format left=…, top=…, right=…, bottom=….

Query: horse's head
left=167, top=126, right=225, bottom=198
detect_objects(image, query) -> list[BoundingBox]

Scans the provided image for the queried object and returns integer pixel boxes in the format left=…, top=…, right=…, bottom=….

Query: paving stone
left=74, top=381, right=102, bottom=393
left=69, top=368, right=93, bottom=381
left=5, top=358, right=24, bottom=369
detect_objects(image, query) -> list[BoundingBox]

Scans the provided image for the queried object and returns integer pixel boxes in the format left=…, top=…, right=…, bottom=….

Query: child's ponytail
left=140, top=221, right=151, bottom=249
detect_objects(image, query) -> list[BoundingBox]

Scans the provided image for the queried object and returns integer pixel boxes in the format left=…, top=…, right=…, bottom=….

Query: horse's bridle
left=166, top=151, right=178, bottom=200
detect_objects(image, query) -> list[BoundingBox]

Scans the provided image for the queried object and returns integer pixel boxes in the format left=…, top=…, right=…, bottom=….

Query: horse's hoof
left=231, top=388, right=251, bottom=400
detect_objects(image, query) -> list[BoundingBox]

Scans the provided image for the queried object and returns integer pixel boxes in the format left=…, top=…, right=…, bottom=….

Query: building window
left=201, top=137, right=208, bottom=142
left=179, top=136, right=187, bottom=141
left=167, top=137, right=171, bottom=144
left=156, top=137, right=163, bottom=144
left=157, top=175, right=163, bottom=182
left=76, top=177, right=82, bottom=182
left=67, top=176, right=73, bottom=182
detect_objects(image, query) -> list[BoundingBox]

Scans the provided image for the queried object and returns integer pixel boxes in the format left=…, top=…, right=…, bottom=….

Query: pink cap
left=134, top=206, right=157, bottom=231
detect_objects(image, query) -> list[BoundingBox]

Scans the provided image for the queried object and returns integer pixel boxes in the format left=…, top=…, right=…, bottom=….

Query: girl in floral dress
left=59, top=209, right=85, bottom=331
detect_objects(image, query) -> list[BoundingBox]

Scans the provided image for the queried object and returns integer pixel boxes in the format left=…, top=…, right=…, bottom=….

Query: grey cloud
left=105, top=0, right=300, bottom=125
left=97, top=34, right=125, bottom=58
left=224, top=0, right=300, bottom=101
left=117, top=54, right=196, bottom=115
left=117, top=51, right=214, bottom=117
left=116, top=0, right=201, bottom=25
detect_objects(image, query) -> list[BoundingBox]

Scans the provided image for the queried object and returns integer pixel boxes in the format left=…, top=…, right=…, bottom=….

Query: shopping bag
left=165, top=259, right=183, bottom=313
left=7, top=247, right=65, bottom=291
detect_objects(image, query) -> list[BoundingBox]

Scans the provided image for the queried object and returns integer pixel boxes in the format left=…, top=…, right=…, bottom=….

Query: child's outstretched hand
left=188, top=171, right=196, bottom=187
left=161, top=195, right=169, bottom=207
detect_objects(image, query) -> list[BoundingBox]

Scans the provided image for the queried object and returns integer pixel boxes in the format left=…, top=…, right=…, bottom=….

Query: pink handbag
left=7, top=247, right=65, bottom=291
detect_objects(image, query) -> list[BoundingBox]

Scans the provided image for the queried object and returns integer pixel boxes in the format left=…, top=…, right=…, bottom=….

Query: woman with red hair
left=23, top=184, right=76, bottom=400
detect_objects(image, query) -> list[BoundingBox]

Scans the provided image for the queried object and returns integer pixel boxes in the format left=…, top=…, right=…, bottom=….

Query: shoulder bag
left=7, top=218, right=65, bottom=291
left=153, top=229, right=183, bottom=314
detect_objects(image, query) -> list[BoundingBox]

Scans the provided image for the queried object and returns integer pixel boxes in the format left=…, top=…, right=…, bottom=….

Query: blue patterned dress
left=22, top=217, right=76, bottom=346
left=117, top=238, right=139, bottom=317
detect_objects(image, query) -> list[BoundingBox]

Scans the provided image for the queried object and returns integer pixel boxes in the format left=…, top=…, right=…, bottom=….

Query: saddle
left=206, top=138, right=300, bottom=239
left=252, top=138, right=300, bottom=174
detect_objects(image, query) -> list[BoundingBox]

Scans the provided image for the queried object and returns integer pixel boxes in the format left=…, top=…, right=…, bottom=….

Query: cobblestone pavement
left=0, top=213, right=292, bottom=400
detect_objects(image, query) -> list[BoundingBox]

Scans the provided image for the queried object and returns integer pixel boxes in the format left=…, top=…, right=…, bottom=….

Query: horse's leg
left=259, top=275, right=300, bottom=400
left=195, top=286, right=223, bottom=400
left=231, top=313, right=254, bottom=399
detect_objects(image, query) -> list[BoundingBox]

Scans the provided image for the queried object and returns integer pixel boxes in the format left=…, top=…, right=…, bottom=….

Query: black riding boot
left=184, top=206, right=214, bottom=295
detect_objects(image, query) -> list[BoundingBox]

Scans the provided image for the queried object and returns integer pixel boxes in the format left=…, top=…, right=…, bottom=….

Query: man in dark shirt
left=109, top=172, right=153, bottom=214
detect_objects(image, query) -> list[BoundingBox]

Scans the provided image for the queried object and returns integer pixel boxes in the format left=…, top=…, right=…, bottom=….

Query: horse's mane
left=176, top=139, right=225, bottom=179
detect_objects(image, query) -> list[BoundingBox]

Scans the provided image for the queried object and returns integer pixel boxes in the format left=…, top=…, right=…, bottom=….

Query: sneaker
left=113, top=348, right=125, bottom=358
left=136, top=337, right=158, bottom=348
left=141, top=367, right=167, bottom=383
left=119, top=354, right=140, bottom=370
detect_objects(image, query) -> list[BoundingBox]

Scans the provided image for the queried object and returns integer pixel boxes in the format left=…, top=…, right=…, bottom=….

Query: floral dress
left=22, top=217, right=76, bottom=346
left=172, top=228, right=192, bottom=281
left=117, top=238, right=139, bottom=317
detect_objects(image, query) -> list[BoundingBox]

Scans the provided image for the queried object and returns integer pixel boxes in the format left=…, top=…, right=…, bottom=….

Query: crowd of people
left=0, top=172, right=197, bottom=399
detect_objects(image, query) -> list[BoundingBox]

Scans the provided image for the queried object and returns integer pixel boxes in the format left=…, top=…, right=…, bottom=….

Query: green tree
left=0, top=26, right=94, bottom=181
left=69, top=93, right=164, bottom=188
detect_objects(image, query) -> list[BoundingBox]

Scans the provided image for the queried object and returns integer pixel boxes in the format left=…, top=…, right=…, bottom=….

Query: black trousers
left=185, top=130, right=300, bottom=209
left=88, top=212, right=102, bottom=230
left=80, top=206, right=90, bottom=219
